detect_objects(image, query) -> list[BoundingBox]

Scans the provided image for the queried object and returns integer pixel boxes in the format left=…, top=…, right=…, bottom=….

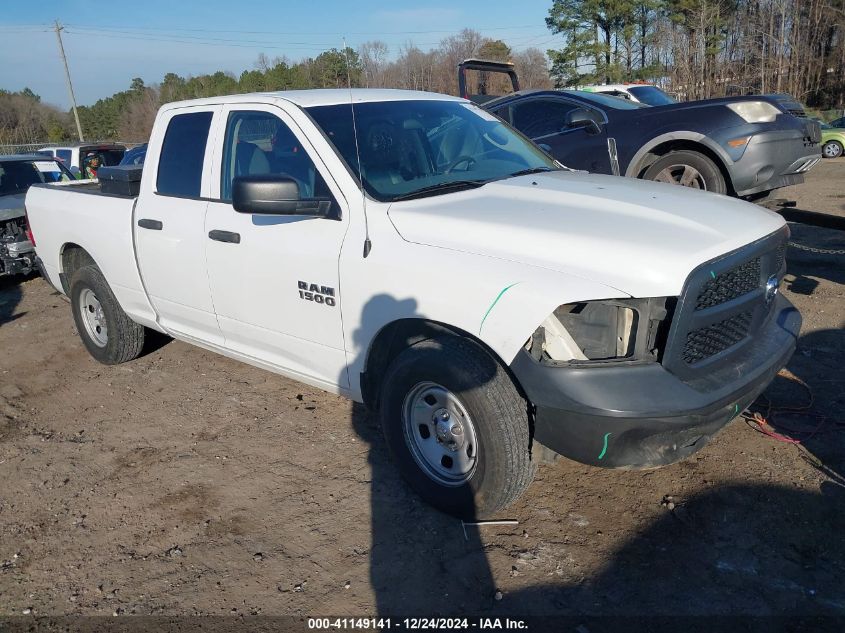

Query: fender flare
left=624, top=131, right=734, bottom=178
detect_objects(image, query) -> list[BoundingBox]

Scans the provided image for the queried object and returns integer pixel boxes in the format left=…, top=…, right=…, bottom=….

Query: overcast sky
left=1, top=0, right=559, bottom=110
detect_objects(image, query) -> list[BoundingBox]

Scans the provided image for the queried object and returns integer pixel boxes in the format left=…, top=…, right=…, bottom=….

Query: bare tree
left=359, top=41, right=390, bottom=88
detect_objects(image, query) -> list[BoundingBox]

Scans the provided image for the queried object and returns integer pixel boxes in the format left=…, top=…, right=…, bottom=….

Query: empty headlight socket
left=529, top=297, right=671, bottom=365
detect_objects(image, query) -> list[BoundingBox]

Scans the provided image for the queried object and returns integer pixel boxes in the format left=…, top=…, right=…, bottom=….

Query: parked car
left=459, top=59, right=822, bottom=199
left=819, top=121, right=845, bottom=158
left=0, top=154, right=74, bottom=277
left=26, top=90, right=800, bottom=517
left=119, top=143, right=148, bottom=166
left=38, top=143, right=126, bottom=178
left=575, top=83, right=677, bottom=106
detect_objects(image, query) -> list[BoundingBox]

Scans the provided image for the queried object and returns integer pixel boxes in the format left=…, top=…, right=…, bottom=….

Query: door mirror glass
left=565, top=108, right=602, bottom=135
left=232, top=175, right=331, bottom=216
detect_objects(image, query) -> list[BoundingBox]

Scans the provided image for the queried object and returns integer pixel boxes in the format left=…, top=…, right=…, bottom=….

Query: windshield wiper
left=392, top=180, right=488, bottom=201
left=508, top=166, right=557, bottom=178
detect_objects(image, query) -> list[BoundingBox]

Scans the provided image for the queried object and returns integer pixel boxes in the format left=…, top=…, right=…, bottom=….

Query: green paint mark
left=478, top=282, right=520, bottom=334
left=734, top=403, right=739, bottom=414
left=598, top=432, right=612, bottom=460
left=710, top=270, right=716, bottom=279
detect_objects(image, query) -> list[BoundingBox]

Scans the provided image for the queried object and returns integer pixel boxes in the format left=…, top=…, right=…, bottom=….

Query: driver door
left=204, top=104, right=351, bottom=392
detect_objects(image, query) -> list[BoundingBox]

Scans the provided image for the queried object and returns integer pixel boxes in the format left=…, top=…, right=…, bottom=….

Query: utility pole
left=54, top=20, right=84, bottom=142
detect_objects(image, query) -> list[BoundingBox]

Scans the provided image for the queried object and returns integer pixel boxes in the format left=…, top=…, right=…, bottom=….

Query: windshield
left=0, top=159, right=74, bottom=196
left=627, top=86, right=676, bottom=106
left=305, top=100, right=558, bottom=202
left=82, top=148, right=125, bottom=167
left=568, top=91, right=647, bottom=110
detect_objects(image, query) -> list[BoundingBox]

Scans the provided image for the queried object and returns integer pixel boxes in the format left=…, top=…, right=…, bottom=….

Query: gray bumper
left=731, top=129, right=821, bottom=197
left=511, top=295, right=801, bottom=469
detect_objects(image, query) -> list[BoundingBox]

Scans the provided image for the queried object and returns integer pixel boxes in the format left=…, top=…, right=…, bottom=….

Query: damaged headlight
left=526, top=298, right=672, bottom=364
left=726, top=101, right=781, bottom=123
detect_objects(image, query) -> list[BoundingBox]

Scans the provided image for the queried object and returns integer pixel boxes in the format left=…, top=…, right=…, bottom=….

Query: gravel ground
left=1, top=160, right=844, bottom=623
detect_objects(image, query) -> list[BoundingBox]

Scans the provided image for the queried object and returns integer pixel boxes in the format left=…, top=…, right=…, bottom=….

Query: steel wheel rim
left=823, top=142, right=841, bottom=158
left=401, top=382, right=479, bottom=486
left=79, top=288, right=108, bottom=347
left=654, top=164, right=707, bottom=189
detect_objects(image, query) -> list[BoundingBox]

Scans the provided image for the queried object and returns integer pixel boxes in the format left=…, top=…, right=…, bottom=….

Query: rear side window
left=156, top=111, right=213, bottom=197
left=56, top=149, right=72, bottom=164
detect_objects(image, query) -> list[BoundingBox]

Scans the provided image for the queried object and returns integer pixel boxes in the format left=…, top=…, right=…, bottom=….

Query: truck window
left=220, top=111, right=332, bottom=204
left=511, top=99, right=578, bottom=139
left=156, top=111, right=213, bottom=198
left=56, top=149, right=72, bottom=164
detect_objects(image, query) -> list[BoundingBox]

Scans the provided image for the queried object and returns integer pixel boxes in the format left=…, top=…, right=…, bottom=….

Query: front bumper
left=511, top=295, right=801, bottom=468
left=730, top=128, right=821, bottom=197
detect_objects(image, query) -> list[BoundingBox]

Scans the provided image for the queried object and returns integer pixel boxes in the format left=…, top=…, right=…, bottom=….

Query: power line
left=62, top=26, right=556, bottom=53
left=63, top=30, right=338, bottom=51
left=63, top=22, right=544, bottom=36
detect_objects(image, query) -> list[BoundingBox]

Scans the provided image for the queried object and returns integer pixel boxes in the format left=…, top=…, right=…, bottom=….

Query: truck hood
left=387, top=171, right=785, bottom=298
left=0, top=193, right=26, bottom=223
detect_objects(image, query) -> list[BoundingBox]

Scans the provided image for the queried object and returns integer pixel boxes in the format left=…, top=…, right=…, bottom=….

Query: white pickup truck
left=25, top=90, right=800, bottom=517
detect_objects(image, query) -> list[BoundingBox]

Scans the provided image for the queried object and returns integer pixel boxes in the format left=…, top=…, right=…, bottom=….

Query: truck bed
left=25, top=181, right=156, bottom=328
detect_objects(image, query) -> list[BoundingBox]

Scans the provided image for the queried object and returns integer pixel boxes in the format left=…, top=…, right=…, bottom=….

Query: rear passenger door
left=204, top=104, right=350, bottom=392
left=495, top=97, right=611, bottom=173
left=134, top=105, right=224, bottom=345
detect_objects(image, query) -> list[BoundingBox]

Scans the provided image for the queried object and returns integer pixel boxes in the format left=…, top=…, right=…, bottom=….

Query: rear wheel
left=70, top=265, right=145, bottom=364
left=822, top=140, right=843, bottom=159
left=643, top=150, right=727, bottom=194
left=379, top=336, right=534, bottom=518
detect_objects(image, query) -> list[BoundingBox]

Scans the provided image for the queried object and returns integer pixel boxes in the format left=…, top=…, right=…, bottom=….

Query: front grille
left=682, top=311, right=753, bottom=365
left=695, top=257, right=760, bottom=310
left=662, top=229, right=788, bottom=378
left=774, top=242, right=786, bottom=272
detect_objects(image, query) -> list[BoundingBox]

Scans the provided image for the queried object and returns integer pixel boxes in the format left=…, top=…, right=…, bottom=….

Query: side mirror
left=565, top=108, right=602, bottom=135
left=232, top=175, right=331, bottom=216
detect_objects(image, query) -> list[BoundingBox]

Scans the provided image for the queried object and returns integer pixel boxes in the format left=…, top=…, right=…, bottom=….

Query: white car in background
left=575, top=83, right=677, bottom=106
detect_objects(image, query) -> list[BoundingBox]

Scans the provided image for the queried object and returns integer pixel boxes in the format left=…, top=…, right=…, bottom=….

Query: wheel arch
left=59, top=243, right=99, bottom=294
left=626, top=133, right=735, bottom=195
left=359, top=317, right=524, bottom=410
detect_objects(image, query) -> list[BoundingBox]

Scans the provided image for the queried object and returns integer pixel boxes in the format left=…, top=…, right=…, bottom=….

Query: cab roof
left=161, top=89, right=466, bottom=111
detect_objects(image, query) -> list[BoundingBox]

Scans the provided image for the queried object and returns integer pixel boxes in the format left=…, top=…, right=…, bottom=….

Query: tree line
left=0, top=89, right=74, bottom=146
left=547, top=0, right=845, bottom=105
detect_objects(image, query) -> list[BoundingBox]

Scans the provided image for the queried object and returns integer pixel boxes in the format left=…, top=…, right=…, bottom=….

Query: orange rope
left=742, top=368, right=836, bottom=444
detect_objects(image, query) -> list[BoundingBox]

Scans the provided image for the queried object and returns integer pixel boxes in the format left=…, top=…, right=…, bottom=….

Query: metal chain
left=788, top=241, right=845, bottom=256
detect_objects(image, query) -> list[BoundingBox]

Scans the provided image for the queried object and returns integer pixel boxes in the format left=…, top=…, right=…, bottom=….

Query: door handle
left=208, top=230, right=241, bottom=244
left=138, top=218, right=163, bottom=230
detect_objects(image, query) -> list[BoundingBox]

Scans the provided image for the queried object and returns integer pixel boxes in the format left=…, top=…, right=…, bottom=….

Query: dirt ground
left=1, top=160, right=844, bottom=625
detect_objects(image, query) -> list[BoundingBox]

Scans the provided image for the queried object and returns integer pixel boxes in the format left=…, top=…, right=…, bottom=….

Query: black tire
left=822, top=140, right=843, bottom=159
left=70, top=265, right=145, bottom=365
left=379, top=336, right=534, bottom=518
left=643, top=150, right=727, bottom=194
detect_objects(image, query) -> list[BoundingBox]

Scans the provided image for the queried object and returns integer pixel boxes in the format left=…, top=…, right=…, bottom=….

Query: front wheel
left=822, top=140, right=843, bottom=159
left=379, top=337, right=534, bottom=518
left=643, top=150, right=727, bottom=194
left=70, top=265, right=145, bottom=364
